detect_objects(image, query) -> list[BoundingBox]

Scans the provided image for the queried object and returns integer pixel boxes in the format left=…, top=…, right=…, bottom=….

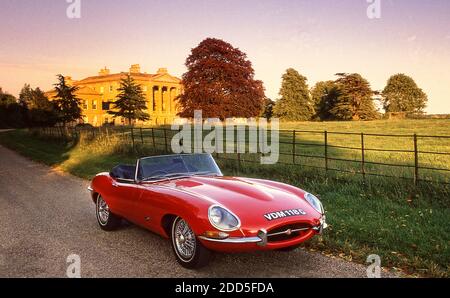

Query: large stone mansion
left=45, top=64, right=182, bottom=126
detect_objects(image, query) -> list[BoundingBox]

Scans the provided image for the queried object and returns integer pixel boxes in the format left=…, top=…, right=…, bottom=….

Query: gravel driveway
left=0, top=144, right=394, bottom=277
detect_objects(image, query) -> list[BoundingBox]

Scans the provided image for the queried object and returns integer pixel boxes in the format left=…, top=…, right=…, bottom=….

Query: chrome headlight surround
left=208, top=205, right=241, bottom=232
left=305, top=193, right=324, bottom=215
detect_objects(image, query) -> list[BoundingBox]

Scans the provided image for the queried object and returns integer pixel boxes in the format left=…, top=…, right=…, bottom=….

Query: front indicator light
left=203, top=231, right=229, bottom=239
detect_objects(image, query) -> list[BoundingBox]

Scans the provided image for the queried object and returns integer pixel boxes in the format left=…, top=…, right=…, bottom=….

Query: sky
left=0, top=0, right=449, bottom=114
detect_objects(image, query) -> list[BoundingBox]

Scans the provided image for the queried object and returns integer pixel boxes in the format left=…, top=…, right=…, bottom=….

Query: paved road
left=0, top=144, right=393, bottom=278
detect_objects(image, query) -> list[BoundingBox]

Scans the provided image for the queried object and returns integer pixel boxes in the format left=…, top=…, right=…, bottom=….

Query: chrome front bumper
left=312, top=217, right=328, bottom=234
left=198, top=217, right=327, bottom=247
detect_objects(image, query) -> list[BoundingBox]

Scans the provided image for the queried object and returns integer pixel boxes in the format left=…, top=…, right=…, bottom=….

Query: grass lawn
left=278, top=119, right=450, bottom=183
left=0, top=123, right=449, bottom=277
left=134, top=118, right=450, bottom=184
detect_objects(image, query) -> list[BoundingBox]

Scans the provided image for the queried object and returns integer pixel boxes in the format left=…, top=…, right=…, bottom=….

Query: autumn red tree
left=177, top=38, right=265, bottom=119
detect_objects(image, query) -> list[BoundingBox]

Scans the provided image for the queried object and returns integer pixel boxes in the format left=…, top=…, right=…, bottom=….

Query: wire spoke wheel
left=97, top=196, right=110, bottom=225
left=173, top=218, right=196, bottom=261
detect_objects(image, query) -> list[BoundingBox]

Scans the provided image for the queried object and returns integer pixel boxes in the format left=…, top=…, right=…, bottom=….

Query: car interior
left=109, top=165, right=136, bottom=182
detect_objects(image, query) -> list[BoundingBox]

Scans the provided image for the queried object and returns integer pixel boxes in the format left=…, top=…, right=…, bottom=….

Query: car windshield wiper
left=141, top=171, right=219, bottom=182
left=141, top=172, right=191, bottom=182
left=192, top=171, right=220, bottom=177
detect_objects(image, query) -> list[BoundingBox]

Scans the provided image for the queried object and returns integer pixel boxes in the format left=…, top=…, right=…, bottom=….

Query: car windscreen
left=137, top=154, right=222, bottom=181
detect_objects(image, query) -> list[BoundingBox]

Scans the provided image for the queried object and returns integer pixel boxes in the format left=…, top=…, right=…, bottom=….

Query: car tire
left=171, top=216, right=211, bottom=269
left=96, top=195, right=121, bottom=231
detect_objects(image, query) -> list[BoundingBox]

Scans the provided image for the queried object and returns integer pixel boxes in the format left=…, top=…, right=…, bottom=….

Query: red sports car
left=88, top=153, right=327, bottom=268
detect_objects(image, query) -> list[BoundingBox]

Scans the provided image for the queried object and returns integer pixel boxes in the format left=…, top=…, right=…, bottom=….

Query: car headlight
left=208, top=205, right=241, bottom=231
left=305, top=193, right=324, bottom=214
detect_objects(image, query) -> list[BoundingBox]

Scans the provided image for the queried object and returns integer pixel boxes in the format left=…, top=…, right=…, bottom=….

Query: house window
left=142, top=86, right=147, bottom=92
left=109, top=85, right=113, bottom=92
left=92, top=100, right=97, bottom=110
left=102, top=101, right=110, bottom=111
left=100, top=86, right=104, bottom=94
left=82, top=100, right=88, bottom=110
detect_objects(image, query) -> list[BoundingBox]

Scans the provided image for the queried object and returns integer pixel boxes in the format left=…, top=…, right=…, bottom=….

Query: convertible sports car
left=88, top=153, right=327, bottom=268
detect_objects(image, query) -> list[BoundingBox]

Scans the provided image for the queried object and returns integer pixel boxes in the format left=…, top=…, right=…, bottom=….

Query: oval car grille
left=267, top=223, right=311, bottom=242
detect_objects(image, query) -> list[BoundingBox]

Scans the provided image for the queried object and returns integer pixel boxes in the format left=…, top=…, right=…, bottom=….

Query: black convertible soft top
left=110, top=165, right=136, bottom=181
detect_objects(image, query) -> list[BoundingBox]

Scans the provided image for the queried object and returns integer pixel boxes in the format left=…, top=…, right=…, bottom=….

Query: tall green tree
left=0, top=88, right=18, bottom=106
left=273, top=68, right=314, bottom=121
left=311, top=80, right=339, bottom=120
left=53, top=74, right=82, bottom=127
left=329, top=73, right=379, bottom=120
left=18, top=84, right=33, bottom=109
left=19, top=84, right=58, bottom=127
left=0, top=88, right=26, bottom=128
left=177, top=38, right=265, bottom=119
left=108, top=74, right=150, bottom=126
left=260, top=97, right=275, bottom=119
left=381, top=74, right=428, bottom=113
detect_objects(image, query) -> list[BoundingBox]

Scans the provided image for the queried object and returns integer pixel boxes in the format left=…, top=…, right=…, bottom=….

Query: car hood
left=153, top=176, right=321, bottom=229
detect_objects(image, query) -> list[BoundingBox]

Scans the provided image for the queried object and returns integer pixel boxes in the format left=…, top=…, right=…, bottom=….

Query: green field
left=278, top=119, right=450, bottom=184
left=1, top=119, right=449, bottom=277
left=133, top=118, right=450, bottom=185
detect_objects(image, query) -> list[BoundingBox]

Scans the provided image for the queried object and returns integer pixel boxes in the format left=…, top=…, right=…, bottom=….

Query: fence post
left=151, top=128, right=155, bottom=148
left=140, top=127, right=144, bottom=145
left=292, top=130, right=296, bottom=164
left=324, top=131, right=328, bottom=174
left=361, top=133, right=366, bottom=182
left=178, top=126, right=184, bottom=151
left=414, top=134, right=419, bottom=186
left=163, top=128, right=168, bottom=153
left=237, top=152, right=241, bottom=174
left=131, top=127, right=135, bottom=151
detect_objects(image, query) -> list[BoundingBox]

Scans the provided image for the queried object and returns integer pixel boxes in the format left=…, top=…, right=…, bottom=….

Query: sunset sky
left=0, top=0, right=449, bottom=113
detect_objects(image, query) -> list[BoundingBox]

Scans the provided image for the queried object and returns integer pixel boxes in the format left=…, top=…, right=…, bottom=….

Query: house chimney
left=130, top=64, right=141, bottom=73
left=98, top=67, right=110, bottom=76
left=157, top=68, right=168, bottom=74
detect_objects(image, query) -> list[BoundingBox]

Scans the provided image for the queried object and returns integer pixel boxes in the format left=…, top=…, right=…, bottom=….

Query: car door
left=133, top=183, right=169, bottom=232
left=108, top=178, right=142, bottom=222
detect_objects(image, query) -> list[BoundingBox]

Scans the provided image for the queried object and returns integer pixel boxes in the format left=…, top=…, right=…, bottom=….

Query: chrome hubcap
left=174, top=219, right=196, bottom=260
left=97, top=197, right=109, bottom=224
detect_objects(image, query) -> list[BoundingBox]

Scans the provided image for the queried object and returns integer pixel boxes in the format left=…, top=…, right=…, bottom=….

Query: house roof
left=44, top=67, right=181, bottom=96
left=75, top=71, right=181, bottom=85
left=45, top=85, right=100, bottom=98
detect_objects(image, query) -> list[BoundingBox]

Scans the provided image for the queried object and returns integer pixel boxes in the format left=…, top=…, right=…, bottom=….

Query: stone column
left=153, top=86, right=159, bottom=112
left=161, top=86, right=167, bottom=113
